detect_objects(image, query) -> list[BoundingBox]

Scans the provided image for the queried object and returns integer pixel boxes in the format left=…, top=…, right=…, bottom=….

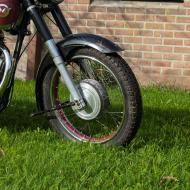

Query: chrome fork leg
left=45, top=39, right=85, bottom=109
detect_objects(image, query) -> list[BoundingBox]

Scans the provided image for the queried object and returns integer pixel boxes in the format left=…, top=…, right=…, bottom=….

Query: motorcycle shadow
left=0, top=99, right=190, bottom=150
left=0, top=100, right=50, bottom=133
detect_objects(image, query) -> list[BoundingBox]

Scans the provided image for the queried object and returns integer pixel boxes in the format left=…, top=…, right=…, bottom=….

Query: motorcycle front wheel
left=41, top=48, right=142, bottom=146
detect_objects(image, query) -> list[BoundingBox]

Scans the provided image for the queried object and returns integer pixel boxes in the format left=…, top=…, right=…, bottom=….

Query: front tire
left=41, top=48, right=142, bottom=146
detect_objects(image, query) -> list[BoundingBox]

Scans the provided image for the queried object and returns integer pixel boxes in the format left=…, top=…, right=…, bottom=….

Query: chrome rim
left=50, top=55, right=126, bottom=143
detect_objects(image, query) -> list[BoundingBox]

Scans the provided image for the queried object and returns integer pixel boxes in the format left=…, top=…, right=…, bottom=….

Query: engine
left=0, top=0, right=21, bottom=30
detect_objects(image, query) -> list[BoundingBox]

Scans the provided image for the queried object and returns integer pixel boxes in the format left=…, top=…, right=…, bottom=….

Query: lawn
left=0, top=80, right=190, bottom=190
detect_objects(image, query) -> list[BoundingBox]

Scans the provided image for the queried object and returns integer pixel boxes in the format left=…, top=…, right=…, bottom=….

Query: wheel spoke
left=81, top=59, right=97, bottom=79
left=95, top=119, right=109, bottom=130
left=107, top=112, right=123, bottom=114
left=51, top=54, right=126, bottom=143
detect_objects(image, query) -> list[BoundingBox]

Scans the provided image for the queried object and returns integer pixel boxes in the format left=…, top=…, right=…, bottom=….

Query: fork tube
left=23, top=0, right=85, bottom=108
left=51, top=5, right=72, bottom=37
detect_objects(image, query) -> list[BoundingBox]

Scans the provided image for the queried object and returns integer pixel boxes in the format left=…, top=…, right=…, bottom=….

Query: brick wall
left=16, top=0, right=190, bottom=88
left=6, top=35, right=29, bottom=79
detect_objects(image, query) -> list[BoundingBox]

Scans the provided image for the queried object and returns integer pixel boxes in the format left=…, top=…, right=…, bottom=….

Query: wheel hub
left=70, top=79, right=109, bottom=120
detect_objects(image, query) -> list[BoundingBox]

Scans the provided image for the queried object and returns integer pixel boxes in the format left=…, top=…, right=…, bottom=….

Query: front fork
left=24, top=0, right=85, bottom=109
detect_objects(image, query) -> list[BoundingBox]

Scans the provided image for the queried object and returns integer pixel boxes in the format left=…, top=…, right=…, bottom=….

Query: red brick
left=64, top=12, right=78, bottom=19
left=154, top=31, right=173, bottom=38
left=133, top=44, right=152, bottom=52
left=184, top=55, right=190, bottom=61
left=175, top=32, right=190, bottom=39
left=106, top=21, right=125, bottom=28
left=184, top=2, right=190, bottom=8
left=59, top=4, right=68, bottom=11
left=134, top=30, right=153, bottom=37
left=186, top=25, right=190, bottom=31
left=124, top=37, right=142, bottom=43
left=173, top=63, right=190, bottom=68
left=156, top=15, right=176, bottom=22
left=145, top=23, right=164, bottom=30
left=78, top=12, right=96, bottom=19
left=141, top=67, right=161, bottom=74
left=78, top=0, right=90, bottom=4
left=64, top=0, right=77, bottom=3
left=162, top=68, right=182, bottom=76
left=174, top=47, right=190, bottom=53
left=136, top=15, right=154, bottom=22
left=152, top=61, right=171, bottom=67
left=107, top=7, right=125, bottom=13
left=126, top=22, right=144, bottom=29
left=115, top=29, right=133, bottom=36
left=138, top=60, right=152, bottom=66
left=166, top=9, right=186, bottom=15
left=184, top=40, right=190, bottom=46
left=68, top=19, right=87, bottom=27
left=144, top=53, right=162, bottom=60
left=97, top=13, right=115, bottom=20
left=105, top=35, right=123, bottom=43
left=120, top=44, right=133, bottom=51
left=164, top=39, right=183, bottom=46
left=144, top=38, right=162, bottom=45
left=124, top=51, right=142, bottom=58
left=154, top=46, right=173, bottom=53
left=176, top=17, right=190, bottom=23
left=187, top=9, right=190, bottom=15
left=88, top=6, right=106, bottom=12
left=77, top=27, right=96, bottom=33
left=87, top=20, right=105, bottom=27
left=163, top=54, right=183, bottom=61
left=96, top=28, right=114, bottom=35
left=165, top=24, right=185, bottom=31
left=181, top=79, right=190, bottom=89
left=68, top=5, right=88, bottom=11
left=146, top=8, right=165, bottom=15
left=125, top=8, right=146, bottom=14
left=183, top=69, right=190, bottom=76
left=116, top=14, right=135, bottom=21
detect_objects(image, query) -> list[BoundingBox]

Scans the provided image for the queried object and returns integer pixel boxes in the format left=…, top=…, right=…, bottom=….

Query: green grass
left=1, top=81, right=190, bottom=190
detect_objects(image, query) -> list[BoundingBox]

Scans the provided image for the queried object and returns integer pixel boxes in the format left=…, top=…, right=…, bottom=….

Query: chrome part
left=0, top=45, right=13, bottom=98
left=45, top=39, right=60, bottom=59
left=27, top=5, right=36, bottom=12
left=45, top=39, right=85, bottom=109
left=70, top=79, right=109, bottom=121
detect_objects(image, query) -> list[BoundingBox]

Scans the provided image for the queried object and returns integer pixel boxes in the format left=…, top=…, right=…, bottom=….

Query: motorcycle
left=0, top=0, right=142, bottom=146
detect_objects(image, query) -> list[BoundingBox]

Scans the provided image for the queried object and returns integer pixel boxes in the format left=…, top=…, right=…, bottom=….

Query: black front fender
left=57, top=33, right=123, bottom=55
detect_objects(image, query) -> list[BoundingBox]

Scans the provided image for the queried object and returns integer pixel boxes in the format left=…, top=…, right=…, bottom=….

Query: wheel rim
left=50, top=55, right=126, bottom=143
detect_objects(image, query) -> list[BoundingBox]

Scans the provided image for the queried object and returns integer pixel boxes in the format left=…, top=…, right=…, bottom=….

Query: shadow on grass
left=0, top=99, right=190, bottom=150
left=0, top=100, right=49, bottom=133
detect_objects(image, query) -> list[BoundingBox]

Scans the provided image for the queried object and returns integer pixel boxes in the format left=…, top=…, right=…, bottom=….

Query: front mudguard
left=58, top=33, right=123, bottom=55
left=36, top=33, right=123, bottom=110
